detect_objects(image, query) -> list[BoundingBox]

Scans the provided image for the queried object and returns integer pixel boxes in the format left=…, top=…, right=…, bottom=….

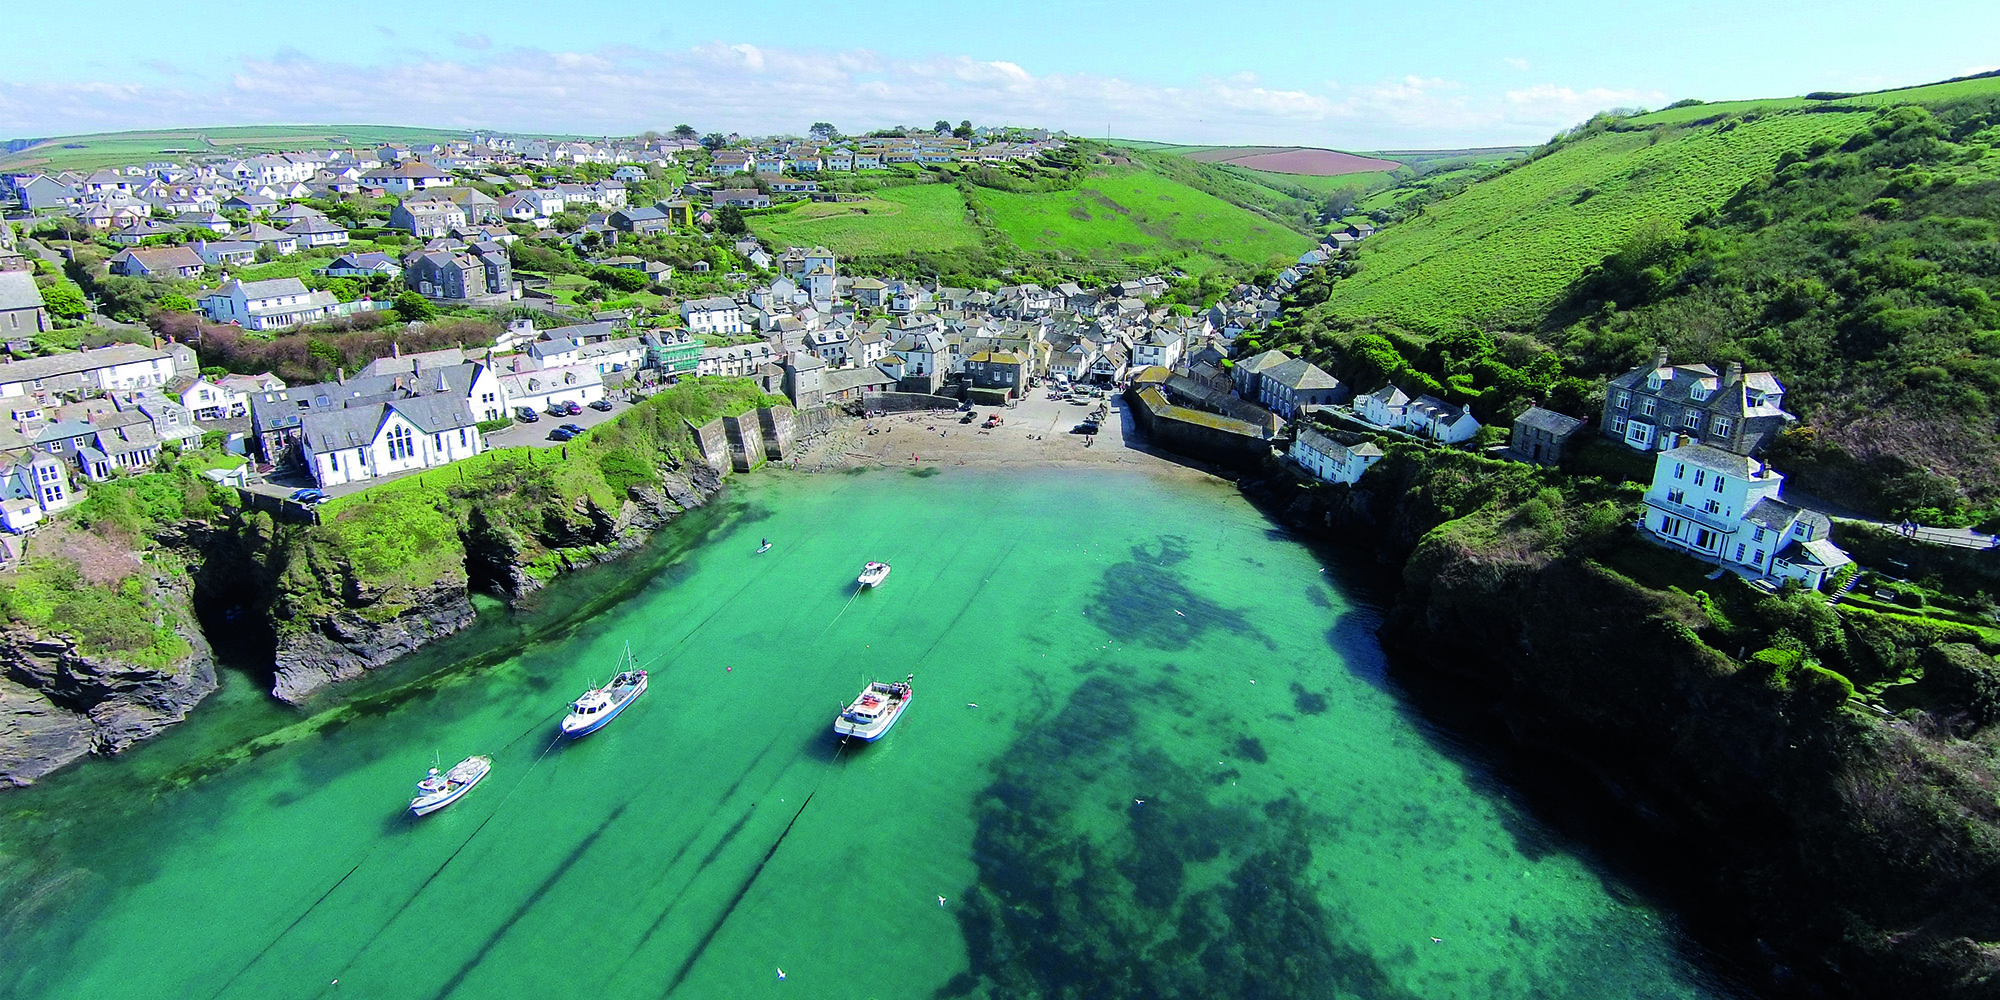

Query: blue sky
left=3, top=0, right=1997, bottom=148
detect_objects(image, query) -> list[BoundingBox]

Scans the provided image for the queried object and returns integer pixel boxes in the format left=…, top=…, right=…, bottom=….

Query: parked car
left=515, top=406, right=541, bottom=423
left=289, top=488, right=328, bottom=504
left=562, top=400, right=583, bottom=416
left=588, top=399, right=614, bottom=412
left=549, top=426, right=579, bottom=442
left=560, top=423, right=586, bottom=435
left=547, top=402, right=568, bottom=417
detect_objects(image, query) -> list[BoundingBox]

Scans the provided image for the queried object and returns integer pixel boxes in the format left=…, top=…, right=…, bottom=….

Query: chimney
left=1652, top=346, right=1669, bottom=371
left=1724, top=360, right=1743, bottom=385
left=392, top=342, right=401, bottom=358
left=337, top=367, right=346, bottom=384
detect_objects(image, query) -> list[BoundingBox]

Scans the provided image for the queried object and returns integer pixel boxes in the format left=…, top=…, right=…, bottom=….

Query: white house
left=1354, top=385, right=1411, bottom=429
left=359, top=160, right=454, bottom=194
left=1641, top=442, right=1852, bottom=590
left=1290, top=428, right=1385, bottom=486
left=174, top=376, right=250, bottom=420
left=0, top=452, right=78, bottom=532
left=1130, top=328, right=1183, bottom=371
left=697, top=342, right=778, bottom=378
left=1403, top=394, right=1481, bottom=444
left=497, top=365, right=605, bottom=415
left=0, top=343, right=185, bottom=400
left=198, top=278, right=338, bottom=331
left=300, top=395, right=484, bottom=488
left=681, top=296, right=744, bottom=336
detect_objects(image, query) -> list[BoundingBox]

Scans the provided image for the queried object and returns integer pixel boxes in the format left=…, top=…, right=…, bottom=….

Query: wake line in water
left=202, top=856, right=367, bottom=1000
left=423, top=802, right=631, bottom=1000
left=311, top=729, right=566, bottom=995
left=660, top=783, right=827, bottom=998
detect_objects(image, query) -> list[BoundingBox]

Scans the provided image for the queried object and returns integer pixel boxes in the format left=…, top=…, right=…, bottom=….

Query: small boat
left=410, top=755, right=491, bottom=817
left=561, top=644, right=649, bottom=738
left=756, top=538, right=772, bottom=554
left=834, top=675, right=913, bottom=742
left=857, top=561, right=891, bottom=588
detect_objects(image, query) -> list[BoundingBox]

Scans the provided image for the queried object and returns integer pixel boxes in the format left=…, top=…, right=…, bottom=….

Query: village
left=0, top=125, right=1985, bottom=601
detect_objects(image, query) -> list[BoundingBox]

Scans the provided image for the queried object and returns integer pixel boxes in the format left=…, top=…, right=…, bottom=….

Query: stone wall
left=688, top=417, right=732, bottom=476
left=757, top=406, right=797, bottom=461
left=864, top=392, right=963, bottom=414
left=722, top=412, right=767, bottom=472
left=1127, top=386, right=1272, bottom=470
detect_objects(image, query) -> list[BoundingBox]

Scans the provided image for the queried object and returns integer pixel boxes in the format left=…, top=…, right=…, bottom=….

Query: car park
left=547, top=402, right=568, bottom=417
left=549, top=426, right=578, bottom=442
left=562, top=401, right=583, bottom=416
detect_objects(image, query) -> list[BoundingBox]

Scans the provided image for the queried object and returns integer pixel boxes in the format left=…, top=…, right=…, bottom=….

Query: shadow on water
left=1290, top=533, right=1767, bottom=997
left=1085, top=535, right=1268, bottom=652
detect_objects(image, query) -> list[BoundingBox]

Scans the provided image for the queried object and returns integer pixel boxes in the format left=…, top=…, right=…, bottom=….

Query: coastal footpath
left=0, top=378, right=782, bottom=785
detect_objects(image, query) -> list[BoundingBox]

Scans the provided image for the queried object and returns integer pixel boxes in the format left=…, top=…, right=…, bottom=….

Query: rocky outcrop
left=0, top=579, right=217, bottom=787
left=270, top=579, right=476, bottom=704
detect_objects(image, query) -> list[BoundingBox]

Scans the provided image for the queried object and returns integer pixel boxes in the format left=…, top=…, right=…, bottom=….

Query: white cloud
left=0, top=44, right=1662, bottom=148
left=452, top=33, right=491, bottom=51
left=1503, top=57, right=1531, bottom=72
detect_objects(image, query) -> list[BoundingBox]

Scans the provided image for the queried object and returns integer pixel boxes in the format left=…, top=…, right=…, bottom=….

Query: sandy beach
left=783, top=388, right=1226, bottom=483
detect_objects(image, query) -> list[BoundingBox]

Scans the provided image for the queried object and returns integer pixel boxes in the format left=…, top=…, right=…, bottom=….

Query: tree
left=551, top=210, right=585, bottom=233
left=254, top=243, right=278, bottom=263
left=673, top=124, right=697, bottom=140
left=716, top=204, right=748, bottom=236
left=954, top=119, right=974, bottom=140
left=393, top=290, right=436, bottom=323
left=700, top=133, right=727, bottom=151
left=809, top=121, right=837, bottom=141
left=42, top=279, right=87, bottom=320
left=156, top=292, right=197, bottom=313
left=934, top=120, right=952, bottom=136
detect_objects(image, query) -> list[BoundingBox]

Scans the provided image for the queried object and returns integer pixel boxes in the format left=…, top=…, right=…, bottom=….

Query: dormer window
left=1689, top=386, right=1710, bottom=401
left=1645, top=373, right=1663, bottom=390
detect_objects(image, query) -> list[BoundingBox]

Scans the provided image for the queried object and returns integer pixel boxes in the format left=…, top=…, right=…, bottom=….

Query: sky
left=3, top=1, right=1998, bottom=149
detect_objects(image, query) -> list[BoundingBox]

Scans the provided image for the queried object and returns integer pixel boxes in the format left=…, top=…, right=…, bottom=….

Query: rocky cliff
left=1248, top=446, right=2000, bottom=999
left=0, top=574, right=216, bottom=787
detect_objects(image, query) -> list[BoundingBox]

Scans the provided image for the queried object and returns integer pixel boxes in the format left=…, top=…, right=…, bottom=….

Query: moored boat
left=858, top=561, right=891, bottom=588
left=562, top=644, right=648, bottom=738
left=410, top=755, right=491, bottom=817
left=834, top=674, right=913, bottom=742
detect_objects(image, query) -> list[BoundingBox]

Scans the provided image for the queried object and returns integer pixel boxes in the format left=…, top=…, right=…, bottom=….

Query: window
left=329, top=452, right=338, bottom=471
left=1735, top=544, right=1746, bottom=562
left=1645, top=373, right=1662, bottom=390
left=386, top=425, right=414, bottom=461
left=1702, top=499, right=1721, bottom=515
left=1712, top=417, right=1734, bottom=439
left=1694, top=528, right=1715, bottom=548
left=1682, top=411, right=1703, bottom=430
left=1614, top=390, right=1631, bottom=409
left=1694, top=469, right=1706, bottom=486
left=1690, top=386, right=1710, bottom=402
left=1795, top=522, right=1813, bottom=540
left=1667, top=488, right=1685, bottom=504
left=1638, top=398, right=1657, bottom=417
left=1674, top=462, right=1685, bottom=479
left=1753, top=550, right=1764, bottom=565
left=460, top=428, right=468, bottom=447
left=434, top=433, right=445, bottom=452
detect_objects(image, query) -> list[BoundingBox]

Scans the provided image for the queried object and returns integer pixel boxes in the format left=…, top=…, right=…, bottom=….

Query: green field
left=747, top=183, right=983, bottom=256
left=1231, top=168, right=1395, bottom=193
left=971, top=167, right=1313, bottom=270
left=1324, top=110, right=1875, bottom=325
left=0, top=124, right=573, bottom=173
left=1626, top=73, right=2000, bottom=127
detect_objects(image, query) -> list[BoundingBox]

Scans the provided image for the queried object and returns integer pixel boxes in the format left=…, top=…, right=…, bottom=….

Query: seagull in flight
left=1133, top=798, right=1145, bottom=805
left=938, top=895, right=948, bottom=906
left=777, top=968, right=787, bottom=980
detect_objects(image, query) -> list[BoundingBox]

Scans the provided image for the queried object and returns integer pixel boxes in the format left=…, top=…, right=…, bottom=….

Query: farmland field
left=0, top=125, right=510, bottom=173
left=1186, top=146, right=1402, bottom=176
left=971, top=167, right=1312, bottom=271
left=1324, top=110, right=1876, bottom=326
left=746, top=184, right=982, bottom=256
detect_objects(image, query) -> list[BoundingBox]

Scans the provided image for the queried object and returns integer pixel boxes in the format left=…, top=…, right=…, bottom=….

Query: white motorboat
left=834, top=675, right=913, bottom=742
left=857, top=561, right=891, bottom=588
left=410, top=755, right=491, bottom=817
left=562, top=644, right=648, bottom=738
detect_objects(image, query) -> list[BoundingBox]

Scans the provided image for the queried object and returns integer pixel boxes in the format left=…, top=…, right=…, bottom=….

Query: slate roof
left=1514, top=406, right=1586, bottom=437
left=0, top=271, right=45, bottom=312
left=1263, top=357, right=1340, bottom=391
left=0, top=344, right=169, bottom=385
left=1662, top=442, right=1761, bottom=478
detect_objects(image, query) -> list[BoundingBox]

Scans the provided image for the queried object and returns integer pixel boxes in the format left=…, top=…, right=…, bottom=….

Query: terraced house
left=1600, top=349, right=1793, bottom=455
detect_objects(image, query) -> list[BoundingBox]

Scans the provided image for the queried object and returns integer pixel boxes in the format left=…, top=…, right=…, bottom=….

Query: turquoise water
left=0, top=468, right=1750, bottom=999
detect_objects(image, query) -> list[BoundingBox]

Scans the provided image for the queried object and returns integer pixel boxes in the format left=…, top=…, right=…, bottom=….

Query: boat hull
left=410, top=758, right=491, bottom=817
left=561, top=674, right=647, bottom=738
left=833, top=694, right=910, bottom=742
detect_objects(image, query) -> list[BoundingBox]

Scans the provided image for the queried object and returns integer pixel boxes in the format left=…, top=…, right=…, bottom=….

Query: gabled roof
left=1263, top=357, right=1340, bottom=391
left=1238, top=348, right=1291, bottom=374
left=1513, top=406, right=1585, bottom=437
left=0, top=271, right=47, bottom=312
left=1661, top=442, right=1760, bottom=478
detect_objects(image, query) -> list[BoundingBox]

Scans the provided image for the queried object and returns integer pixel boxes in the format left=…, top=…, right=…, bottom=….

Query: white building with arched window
left=298, top=395, right=483, bottom=488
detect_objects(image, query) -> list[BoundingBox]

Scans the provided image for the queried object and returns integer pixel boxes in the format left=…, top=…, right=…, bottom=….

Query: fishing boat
left=857, top=561, right=891, bottom=588
left=409, top=754, right=491, bottom=817
left=834, top=675, right=914, bottom=741
left=561, top=645, right=649, bottom=738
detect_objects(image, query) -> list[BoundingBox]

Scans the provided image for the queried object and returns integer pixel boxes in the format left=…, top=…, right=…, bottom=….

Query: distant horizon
left=4, top=0, right=1997, bottom=149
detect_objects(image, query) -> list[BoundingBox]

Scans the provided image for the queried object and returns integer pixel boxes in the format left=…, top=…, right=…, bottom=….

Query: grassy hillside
left=747, top=183, right=983, bottom=256
left=1627, top=72, right=2000, bottom=127
left=1324, top=110, right=1876, bottom=326
left=1271, top=81, right=2000, bottom=520
left=970, top=165, right=1312, bottom=272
